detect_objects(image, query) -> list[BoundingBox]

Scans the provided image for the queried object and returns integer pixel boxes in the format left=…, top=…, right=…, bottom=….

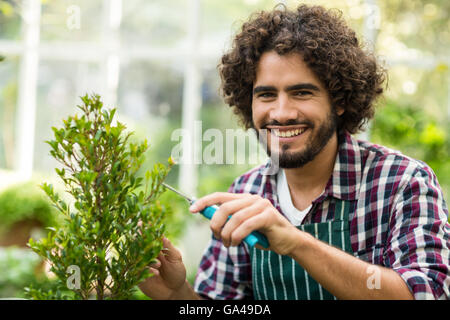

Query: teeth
left=273, top=128, right=306, bottom=137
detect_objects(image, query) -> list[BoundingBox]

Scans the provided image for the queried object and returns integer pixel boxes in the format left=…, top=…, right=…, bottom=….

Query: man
left=139, top=4, right=450, bottom=300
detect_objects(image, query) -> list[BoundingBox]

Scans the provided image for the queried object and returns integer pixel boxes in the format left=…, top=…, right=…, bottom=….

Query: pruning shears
left=162, top=183, right=269, bottom=249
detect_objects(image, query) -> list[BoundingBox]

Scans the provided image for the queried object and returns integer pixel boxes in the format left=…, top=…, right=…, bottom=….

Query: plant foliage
left=27, top=93, right=173, bottom=299
left=0, top=182, right=58, bottom=235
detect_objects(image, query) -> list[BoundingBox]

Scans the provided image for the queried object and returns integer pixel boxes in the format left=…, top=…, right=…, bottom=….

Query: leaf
left=94, top=129, right=102, bottom=142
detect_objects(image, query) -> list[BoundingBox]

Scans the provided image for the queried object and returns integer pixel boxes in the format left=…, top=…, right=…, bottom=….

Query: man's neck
left=283, top=133, right=339, bottom=207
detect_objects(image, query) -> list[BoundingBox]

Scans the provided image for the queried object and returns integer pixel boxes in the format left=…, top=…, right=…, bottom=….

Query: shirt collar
left=327, top=130, right=362, bottom=201
left=258, top=130, right=362, bottom=203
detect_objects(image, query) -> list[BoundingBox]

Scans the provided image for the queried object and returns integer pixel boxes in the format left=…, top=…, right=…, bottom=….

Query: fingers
left=189, top=192, right=243, bottom=213
left=148, top=267, right=160, bottom=277
left=228, top=210, right=269, bottom=247
left=189, top=192, right=276, bottom=248
left=205, top=194, right=270, bottom=247
left=145, top=256, right=161, bottom=276
left=219, top=201, right=266, bottom=247
left=150, top=258, right=161, bottom=269
left=159, top=237, right=183, bottom=264
left=146, top=237, right=180, bottom=276
left=209, top=196, right=257, bottom=240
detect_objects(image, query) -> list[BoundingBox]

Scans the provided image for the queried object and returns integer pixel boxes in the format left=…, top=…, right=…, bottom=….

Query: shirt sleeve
left=385, top=165, right=450, bottom=300
left=193, top=236, right=253, bottom=299
left=193, top=179, right=253, bottom=300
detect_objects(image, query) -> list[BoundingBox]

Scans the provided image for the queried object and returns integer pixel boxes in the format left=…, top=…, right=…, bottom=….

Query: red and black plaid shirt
left=194, top=131, right=450, bottom=299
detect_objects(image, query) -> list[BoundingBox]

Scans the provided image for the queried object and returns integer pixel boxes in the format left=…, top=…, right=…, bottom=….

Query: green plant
left=371, top=99, right=450, bottom=201
left=0, top=247, right=43, bottom=298
left=0, top=182, right=59, bottom=235
left=27, top=93, right=173, bottom=299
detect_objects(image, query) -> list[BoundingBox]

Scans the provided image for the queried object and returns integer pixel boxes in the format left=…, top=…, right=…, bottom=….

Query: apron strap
left=250, top=198, right=354, bottom=300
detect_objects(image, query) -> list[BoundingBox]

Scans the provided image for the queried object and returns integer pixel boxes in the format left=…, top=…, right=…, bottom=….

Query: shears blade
left=162, top=182, right=194, bottom=204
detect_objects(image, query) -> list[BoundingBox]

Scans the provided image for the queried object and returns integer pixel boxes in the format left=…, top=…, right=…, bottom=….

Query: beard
left=258, top=109, right=338, bottom=169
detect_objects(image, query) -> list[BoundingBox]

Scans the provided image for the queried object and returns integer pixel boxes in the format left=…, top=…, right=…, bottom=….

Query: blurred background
left=0, top=0, right=448, bottom=299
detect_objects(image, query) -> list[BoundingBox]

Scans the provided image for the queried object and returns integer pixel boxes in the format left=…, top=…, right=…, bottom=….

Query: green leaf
left=94, top=129, right=102, bottom=142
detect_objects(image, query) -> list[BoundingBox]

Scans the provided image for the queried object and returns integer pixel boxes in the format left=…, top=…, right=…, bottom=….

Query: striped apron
left=250, top=199, right=353, bottom=300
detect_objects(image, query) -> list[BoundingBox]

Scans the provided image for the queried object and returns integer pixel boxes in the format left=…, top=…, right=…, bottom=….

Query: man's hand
left=190, top=192, right=300, bottom=256
left=138, top=237, right=196, bottom=300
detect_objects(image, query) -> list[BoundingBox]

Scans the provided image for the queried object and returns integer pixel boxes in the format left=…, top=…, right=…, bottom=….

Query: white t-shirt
left=276, top=169, right=312, bottom=226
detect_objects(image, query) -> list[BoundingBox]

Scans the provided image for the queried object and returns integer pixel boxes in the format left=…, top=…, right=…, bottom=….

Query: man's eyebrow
left=286, top=83, right=320, bottom=91
left=253, top=83, right=321, bottom=95
left=253, top=86, right=276, bottom=95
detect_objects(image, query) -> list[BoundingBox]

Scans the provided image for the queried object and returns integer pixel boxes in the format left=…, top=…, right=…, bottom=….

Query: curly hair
left=219, top=4, right=387, bottom=134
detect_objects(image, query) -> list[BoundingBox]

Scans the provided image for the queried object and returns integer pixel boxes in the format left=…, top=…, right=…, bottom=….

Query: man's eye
left=294, top=91, right=312, bottom=97
left=258, top=92, right=275, bottom=98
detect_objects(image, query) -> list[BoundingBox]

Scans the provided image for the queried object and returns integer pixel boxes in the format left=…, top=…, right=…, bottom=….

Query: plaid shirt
left=194, top=131, right=450, bottom=300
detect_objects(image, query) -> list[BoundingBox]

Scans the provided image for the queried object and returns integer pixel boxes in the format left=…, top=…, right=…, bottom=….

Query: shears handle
left=199, top=205, right=270, bottom=249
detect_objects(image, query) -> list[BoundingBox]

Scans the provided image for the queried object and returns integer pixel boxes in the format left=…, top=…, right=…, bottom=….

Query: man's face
left=251, top=51, right=342, bottom=169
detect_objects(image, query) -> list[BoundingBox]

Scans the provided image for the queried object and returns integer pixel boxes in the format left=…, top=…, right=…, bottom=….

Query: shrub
left=0, top=182, right=58, bottom=235
left=27, top=94, right=173, bottom=299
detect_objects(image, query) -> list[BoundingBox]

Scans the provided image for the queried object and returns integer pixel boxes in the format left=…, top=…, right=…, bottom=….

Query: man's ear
left=336, top=106, right=345, bottom=116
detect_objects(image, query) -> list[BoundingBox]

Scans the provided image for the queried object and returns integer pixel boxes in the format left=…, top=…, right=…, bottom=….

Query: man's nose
left=269, top=94, right=298, bottom=124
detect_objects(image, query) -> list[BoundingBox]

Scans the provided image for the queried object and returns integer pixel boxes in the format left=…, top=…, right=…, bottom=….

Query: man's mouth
left=266, top=126, right=309, bottom=139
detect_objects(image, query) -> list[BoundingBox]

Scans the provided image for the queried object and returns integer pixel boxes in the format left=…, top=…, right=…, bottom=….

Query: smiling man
left=139, top=4, right=450, bottom=300
left=252, top=53, right=341, bottom=172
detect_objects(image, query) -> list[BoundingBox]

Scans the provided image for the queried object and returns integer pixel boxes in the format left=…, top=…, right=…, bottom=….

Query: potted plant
left=27, top=93, right=174, bottom=299
left=0, top=182, right=59, bottom=247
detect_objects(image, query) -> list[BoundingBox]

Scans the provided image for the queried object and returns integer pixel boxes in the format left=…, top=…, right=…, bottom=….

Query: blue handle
left=199, top=205, right=269, bottom=249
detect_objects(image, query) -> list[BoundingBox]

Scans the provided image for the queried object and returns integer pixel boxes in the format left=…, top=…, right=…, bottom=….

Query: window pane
left=120, top=0, right=188, bottom=48
left=118, top=59, right=184, bottom=185
left=0, top=56, right=19, bottom=170
left=198, top=65, right=265, bottom=196
left=118, top=59, right=184, bottom=120
left=200, top=0, right=275, bottom=55
left=0, top=1, right=21, bottom=40
left=40, top=0, right=103, bottom=42
left=34, top=60, right=103, bottom=172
